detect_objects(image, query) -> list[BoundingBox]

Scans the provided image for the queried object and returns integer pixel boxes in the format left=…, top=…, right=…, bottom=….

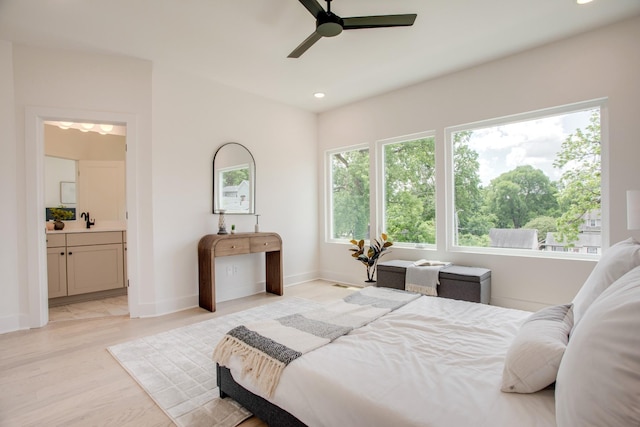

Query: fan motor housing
left=317, top=12, right=344, bottom=37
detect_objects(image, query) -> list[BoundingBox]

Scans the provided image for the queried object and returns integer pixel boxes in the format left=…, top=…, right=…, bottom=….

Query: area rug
left=108, top=297, right=322, bottom=427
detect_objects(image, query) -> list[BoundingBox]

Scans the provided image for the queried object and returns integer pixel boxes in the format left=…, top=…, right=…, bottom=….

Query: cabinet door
left=67, top=244, right=124, bottom=295
left=47, top=247, right=67, bottom=298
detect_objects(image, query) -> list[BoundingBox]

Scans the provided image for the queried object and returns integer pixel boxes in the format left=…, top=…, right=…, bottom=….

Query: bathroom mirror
left=45, top=156, right=77, bottom=219
left=213, top=142, right=255, bottom=214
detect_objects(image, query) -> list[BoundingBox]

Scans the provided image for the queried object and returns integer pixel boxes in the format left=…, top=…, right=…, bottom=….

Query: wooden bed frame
left=217, top=363, right=306, bottom=427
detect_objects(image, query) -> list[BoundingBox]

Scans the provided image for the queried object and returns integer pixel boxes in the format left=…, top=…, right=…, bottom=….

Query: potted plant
left=50, top=207, right=74, bottom=230
left=349, top=233, right=393, bottom=283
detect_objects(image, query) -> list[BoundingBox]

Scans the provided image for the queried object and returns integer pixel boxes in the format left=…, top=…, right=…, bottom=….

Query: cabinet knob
left=60, top=252, right=64, bottom=256
left=264, top=242, right=268, bottom=246
left=231, top=245, right=236, bottom=248
left=68, top=252, right=73, bottom=255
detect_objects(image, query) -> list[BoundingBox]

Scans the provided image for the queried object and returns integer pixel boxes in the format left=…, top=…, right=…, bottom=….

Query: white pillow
left=556, top=265, right=640, bottom=427
left=501, top=303, right=573, bottom=393
left=572, top=237, right=640, bottom=329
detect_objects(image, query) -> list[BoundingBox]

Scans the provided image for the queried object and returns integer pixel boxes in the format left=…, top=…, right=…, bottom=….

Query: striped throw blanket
left=213, top=286, right=420, bottom=397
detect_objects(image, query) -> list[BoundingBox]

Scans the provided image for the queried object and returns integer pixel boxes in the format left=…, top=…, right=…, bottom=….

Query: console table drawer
left=251, top=235, right=281, bottom=253
left=215, top=238, right=250, bottom=256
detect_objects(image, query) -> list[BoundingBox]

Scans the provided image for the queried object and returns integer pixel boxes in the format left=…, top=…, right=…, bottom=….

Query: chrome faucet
left=80, top=212, right=95, bottom=229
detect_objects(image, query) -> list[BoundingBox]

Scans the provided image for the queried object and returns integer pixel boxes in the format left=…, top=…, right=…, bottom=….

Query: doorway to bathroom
left=25, top=106, right=140, bottom=328
left=44, top=121, right=128, bottom=321
left=44, top=120, right=129, bottom=320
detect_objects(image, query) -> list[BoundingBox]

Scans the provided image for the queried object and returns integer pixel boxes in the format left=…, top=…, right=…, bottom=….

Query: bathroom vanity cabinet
left=46, top=234, right=68, bottom=298
left=46, top=231, right=125, bottom=300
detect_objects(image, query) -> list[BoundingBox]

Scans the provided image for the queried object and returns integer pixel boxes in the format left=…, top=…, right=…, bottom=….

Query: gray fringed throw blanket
left=213, top=286, right=420, bottom=397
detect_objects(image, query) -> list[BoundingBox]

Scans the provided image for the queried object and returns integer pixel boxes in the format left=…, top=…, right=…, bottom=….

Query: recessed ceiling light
left=314, top=92, right=325, bottom=99
left=577, top=0, right=593, bottom=4
left=81, top=123, right=95, bottom=130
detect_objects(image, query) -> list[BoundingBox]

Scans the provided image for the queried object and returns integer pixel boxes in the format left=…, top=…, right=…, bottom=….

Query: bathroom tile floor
left=49, top=295, right=129, bottom=322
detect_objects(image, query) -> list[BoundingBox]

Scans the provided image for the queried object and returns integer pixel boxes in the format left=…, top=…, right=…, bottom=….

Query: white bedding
left=228, top=295, right=556, bottom=427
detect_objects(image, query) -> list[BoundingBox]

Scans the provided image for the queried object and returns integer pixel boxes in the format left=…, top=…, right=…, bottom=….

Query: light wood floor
left=0, top=280, right=357, bottom=427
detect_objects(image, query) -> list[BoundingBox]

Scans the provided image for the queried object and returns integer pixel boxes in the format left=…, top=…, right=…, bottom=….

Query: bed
left=215, top=238, right=640, bottom=427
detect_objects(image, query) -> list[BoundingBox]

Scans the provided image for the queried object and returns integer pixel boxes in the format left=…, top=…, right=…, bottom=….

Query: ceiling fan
left=288, top=0, right=417, bottom=58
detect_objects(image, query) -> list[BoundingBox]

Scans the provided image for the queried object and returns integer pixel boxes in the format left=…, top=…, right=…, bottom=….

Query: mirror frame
left=212, top=142, right=256, bottom=215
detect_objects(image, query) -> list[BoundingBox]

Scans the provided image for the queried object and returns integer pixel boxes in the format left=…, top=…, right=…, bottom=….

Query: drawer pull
left=264, top=242, right=269, bottom=246
left=231, top=245, right=236, bottom=249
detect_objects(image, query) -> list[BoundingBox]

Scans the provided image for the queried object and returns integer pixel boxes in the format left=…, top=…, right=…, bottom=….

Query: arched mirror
left=213, top=142, right=255, bottom=214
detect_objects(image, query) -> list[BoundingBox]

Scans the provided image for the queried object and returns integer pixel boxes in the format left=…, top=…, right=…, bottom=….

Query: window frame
left=375, top=130, right=438, bottom=250
left=325, top=143, right=371, bottom=244
left=444, top=98, right=609, bottom=260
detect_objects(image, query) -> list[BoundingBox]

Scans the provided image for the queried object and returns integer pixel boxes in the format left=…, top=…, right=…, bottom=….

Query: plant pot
left=54, top=220, right=65, bottom=230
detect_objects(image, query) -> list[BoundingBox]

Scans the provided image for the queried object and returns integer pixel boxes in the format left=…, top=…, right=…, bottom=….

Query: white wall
left=1, top=43, right=318, bottom=332
left=317, top=16, right=640, bottom=311
left=0, top=40, right=21, bottom=332
left=6, top=45, right=155, bottom=331
left=150, top=64, right=318, bottom=311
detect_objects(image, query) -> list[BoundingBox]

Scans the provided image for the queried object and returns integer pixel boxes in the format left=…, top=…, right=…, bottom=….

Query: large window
left=329, top=146, right=370, bottom=240
left=380, top=133, right=436, bottom=246
left=450, top=101, right=603, bottom=255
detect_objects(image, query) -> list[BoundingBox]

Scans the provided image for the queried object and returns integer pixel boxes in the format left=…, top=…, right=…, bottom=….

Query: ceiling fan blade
left=288, top=31, right=323, bottom=58
left=342, top=14, right=417, bottom=30
left=297, top=0, right=325, bottom=18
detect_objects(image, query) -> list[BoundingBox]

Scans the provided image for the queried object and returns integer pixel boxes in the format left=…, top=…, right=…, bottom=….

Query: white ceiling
left=1, top=0, right=639, bottom=113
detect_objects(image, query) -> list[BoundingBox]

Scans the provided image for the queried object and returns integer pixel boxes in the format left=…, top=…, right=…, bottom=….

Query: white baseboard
left=284, top=271, right=320, bottom=287
left=0, top=314, right=28, bottom=335
left=133, top=294, right=199, bottom=318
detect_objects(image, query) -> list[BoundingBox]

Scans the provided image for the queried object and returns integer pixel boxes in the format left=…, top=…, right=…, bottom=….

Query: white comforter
left=228, top=295, right=556, bottom=427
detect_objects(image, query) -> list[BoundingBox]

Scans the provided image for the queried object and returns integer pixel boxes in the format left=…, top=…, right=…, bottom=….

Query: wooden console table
left=197, top=232, right=283, bottom=312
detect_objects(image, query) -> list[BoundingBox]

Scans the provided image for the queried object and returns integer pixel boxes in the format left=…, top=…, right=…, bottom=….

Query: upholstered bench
left=376, top=260, right=491, bottom=304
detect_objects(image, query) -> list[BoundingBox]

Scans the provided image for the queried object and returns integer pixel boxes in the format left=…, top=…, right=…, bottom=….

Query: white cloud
left=506, top=146, right=527, bottom=169
left=463, top=110, right=592, bottom=186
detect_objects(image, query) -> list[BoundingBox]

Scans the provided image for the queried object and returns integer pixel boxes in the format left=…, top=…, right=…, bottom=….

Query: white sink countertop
left=46, top=220, right=126, bottom=234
